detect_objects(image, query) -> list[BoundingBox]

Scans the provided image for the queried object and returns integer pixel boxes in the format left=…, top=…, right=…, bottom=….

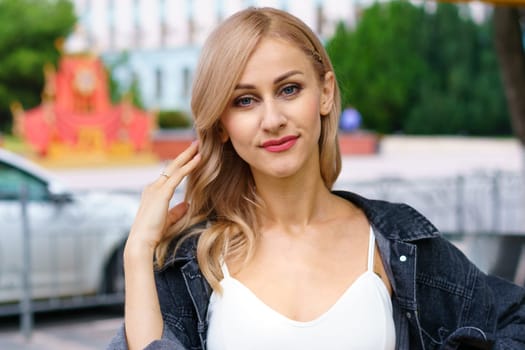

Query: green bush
left=157, top=110, right=192, bottom=129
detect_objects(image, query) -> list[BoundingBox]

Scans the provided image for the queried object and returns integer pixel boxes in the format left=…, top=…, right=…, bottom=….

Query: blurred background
left=0, top=0, right=524, bottom=349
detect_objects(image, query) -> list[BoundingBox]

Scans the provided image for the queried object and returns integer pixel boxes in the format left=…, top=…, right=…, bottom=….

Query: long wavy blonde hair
left=155, top=7, right=342, bottom=291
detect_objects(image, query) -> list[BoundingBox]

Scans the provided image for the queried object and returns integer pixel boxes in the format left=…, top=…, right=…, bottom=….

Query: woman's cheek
left=223, top=114, right=258, bottom=143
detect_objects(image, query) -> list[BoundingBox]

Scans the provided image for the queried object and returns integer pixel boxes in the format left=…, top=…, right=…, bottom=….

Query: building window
left=155, top=68, right=163, bottom=101
left=108, top=0, right=115, bottom=50
left=160, top=22, right=167, bottom=48
left=187, top=16, right=195, bottom=45
left=133, top=0, right=141, bottom=48
left=182, top=67, right=191, bottom=98
left=316, top=4, right=324, bottom=36
left=159, top=0, right=167, bottom=47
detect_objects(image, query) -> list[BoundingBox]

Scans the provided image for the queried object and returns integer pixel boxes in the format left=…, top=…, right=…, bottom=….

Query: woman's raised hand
left=123, top=142, right=200, bottom=349
left=126, top=141, right=201, bottom=253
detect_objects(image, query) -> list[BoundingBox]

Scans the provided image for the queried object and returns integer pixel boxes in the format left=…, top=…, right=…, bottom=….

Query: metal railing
left=336, top=171, right=524, bottom=235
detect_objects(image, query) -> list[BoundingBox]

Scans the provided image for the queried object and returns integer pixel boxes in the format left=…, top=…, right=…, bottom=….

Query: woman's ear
left=320, top=71, right=335, bottom=116
left=218, top=123, right=229, bottom=143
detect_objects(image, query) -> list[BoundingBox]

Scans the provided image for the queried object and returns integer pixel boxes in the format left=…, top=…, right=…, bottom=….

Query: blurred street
left=0, top=308, right=122, bottom=350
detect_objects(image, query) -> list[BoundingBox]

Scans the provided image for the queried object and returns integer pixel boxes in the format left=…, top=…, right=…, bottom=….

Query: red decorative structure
left=12, top=55, right=153, bottom=160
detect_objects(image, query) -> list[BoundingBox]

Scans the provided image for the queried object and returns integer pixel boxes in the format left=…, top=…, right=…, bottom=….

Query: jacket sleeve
left=106, top=323, right=188, bottom=350
left=487, top=274, right=525, bottom=349
left=442, top=273, right=525, bottom=349
left=415, top=235, right=525, bottom=349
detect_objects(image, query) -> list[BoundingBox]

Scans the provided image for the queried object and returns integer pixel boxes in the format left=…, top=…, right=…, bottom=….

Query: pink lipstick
left=261, top=135, right=298, bottom=152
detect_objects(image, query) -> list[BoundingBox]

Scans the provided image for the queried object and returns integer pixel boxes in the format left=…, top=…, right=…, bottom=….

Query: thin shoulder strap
left=367, top=226, right=375, bottom=272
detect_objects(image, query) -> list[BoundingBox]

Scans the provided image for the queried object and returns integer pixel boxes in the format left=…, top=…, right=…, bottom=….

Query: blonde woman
left=109, top=7, right=525, bottom=350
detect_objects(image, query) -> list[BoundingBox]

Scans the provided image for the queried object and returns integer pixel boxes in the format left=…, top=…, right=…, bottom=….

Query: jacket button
left=400, top=255, right=407, bottom=262
left=406, top=312, right=412, bottom=319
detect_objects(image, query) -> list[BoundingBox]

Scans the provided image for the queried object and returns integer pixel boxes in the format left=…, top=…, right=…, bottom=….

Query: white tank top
left=206, top=227, right=396, bottom=350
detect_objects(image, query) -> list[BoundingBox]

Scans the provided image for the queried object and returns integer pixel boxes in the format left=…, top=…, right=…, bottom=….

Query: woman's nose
left=260, top=101, right=286, bottom=132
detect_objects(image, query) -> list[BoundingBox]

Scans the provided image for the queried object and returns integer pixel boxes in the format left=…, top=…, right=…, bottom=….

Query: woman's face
left=220, top=37, right=334, bottom=182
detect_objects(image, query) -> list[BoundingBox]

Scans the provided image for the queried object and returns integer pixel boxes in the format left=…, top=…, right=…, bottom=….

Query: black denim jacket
left=108, top=191, right=525, bottom=350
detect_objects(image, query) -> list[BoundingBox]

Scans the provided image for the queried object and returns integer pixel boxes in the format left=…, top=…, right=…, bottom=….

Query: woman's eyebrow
left=274, top=70, right=303, bottom=84
left=234, top=70, right=303, bottom=90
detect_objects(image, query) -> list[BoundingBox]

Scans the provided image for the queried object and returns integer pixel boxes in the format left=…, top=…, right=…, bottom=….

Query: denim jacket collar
left=332, top=191, right=440, bottom=242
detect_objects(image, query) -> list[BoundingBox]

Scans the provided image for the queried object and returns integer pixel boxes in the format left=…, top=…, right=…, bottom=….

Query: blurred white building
left=68, top=0, right=489, bottom=112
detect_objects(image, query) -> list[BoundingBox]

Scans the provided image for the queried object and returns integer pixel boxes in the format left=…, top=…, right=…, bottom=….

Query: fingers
left=165, top=151, right=201, bottom=188
left=166, top=202, right=189, bottom=227
left=155, top=141, right=201, bottom=195
left=128, top=142, right=201, bottom=251
left=160, top=140, right=200, bottom=179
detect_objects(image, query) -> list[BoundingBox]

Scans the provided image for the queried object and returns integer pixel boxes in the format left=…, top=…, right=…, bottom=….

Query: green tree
left=405, top=3, right=510, bottom=135
left=326, top=1, right=428, bottom=133
left=326, top=1, right=511, bottom=136
left=0, top=0, right=76, bottom=132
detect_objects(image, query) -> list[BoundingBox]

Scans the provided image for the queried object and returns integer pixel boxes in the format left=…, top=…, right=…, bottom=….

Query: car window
left=0, top=161, right=48, bottom=201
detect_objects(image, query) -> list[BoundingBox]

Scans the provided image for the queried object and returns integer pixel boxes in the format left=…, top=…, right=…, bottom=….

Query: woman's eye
left=280, top=84, right=300, bottom=97
left=234, top=96, right=254, bottom=107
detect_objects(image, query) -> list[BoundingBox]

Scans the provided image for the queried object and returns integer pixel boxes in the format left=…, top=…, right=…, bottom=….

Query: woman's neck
left=253, top=170, right=334, bottom=231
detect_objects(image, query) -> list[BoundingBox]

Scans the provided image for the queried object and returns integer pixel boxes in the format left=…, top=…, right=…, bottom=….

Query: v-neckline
left=223, top=270, right=383, bottom=326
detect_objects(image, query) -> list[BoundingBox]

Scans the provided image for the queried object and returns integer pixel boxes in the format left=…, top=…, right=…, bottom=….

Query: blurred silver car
left=0, top=148, right=140, bottom=312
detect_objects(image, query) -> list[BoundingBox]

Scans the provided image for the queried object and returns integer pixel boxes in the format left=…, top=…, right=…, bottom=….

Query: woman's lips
left=261, top=135, right=298, bottom=152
